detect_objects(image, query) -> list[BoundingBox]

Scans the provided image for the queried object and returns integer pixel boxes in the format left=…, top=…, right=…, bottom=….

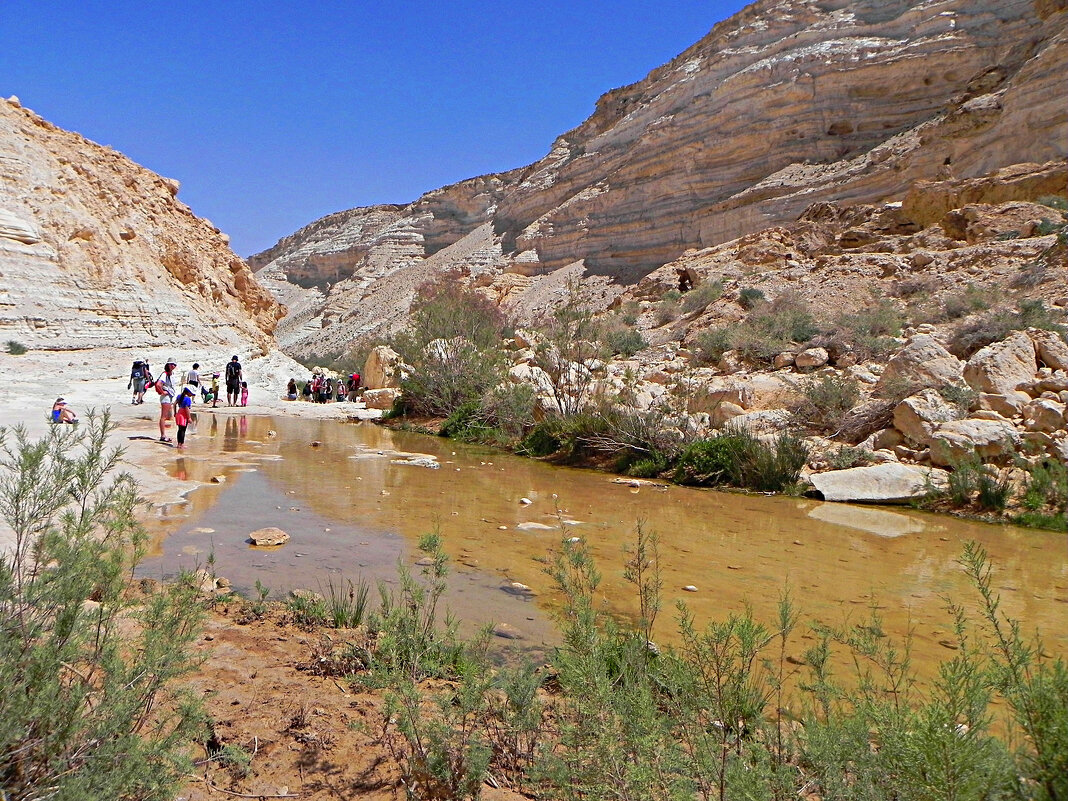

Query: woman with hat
left=51, top=398, right=78, bottom=424
left=157, top=358, right=178, bottom=442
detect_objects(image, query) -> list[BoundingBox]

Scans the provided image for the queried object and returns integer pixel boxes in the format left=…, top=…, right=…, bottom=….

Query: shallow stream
left=139, top=411, right=1068, bottom=675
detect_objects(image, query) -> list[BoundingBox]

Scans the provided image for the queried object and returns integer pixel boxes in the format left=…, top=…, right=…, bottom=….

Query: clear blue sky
left=2, top=1, right=747, bottom=256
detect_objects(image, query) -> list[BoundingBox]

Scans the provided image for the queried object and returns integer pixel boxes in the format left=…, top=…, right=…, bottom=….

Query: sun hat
left=165, top=357, right=177, bottom=366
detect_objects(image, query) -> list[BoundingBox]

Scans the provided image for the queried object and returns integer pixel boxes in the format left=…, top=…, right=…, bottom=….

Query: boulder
left=1022, top=399, right=1066, bottom=434
left=362, top=387, right=402, bottom=410
left=876, top=335, right=963, bottom=393
left=810, top=463, right=948, bottom=504
left=893, top=389, right=959, bottom=445
left=773, top=352, right=795, bottom=369
left=963, top=331, right=1037, bottom=395
left=978, top=392, right=1027, bottom=417
left=710, top=401, right=746, bottom=427
left=928, top=418, right=1019, bottom=466
left=1028, top=328, right=1068, bottom=372
left=362, top=345, right=405, bottom=389
left=795, top=347, right=829, bottom=369
left=248, top=527, right=290, bottom=547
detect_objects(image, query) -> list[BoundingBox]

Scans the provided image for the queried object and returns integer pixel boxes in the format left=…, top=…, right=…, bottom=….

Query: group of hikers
left=127, top=355, right=247, bottom=445
left=286, top=372, right=362, bottom=403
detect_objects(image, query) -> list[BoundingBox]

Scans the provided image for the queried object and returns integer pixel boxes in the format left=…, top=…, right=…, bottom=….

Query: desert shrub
left=5, top=340, right=27, bottom=355
left=827, top=445, right=874, bottom=469
left=286, top=590, right=329, bottom=627
left=681, top=279, right=724, bottom=313
left=393, top=273, right=511, bottom=417
left=656, top=297, right=681, bottom=325
left=949, top=300, right=1066, bottom=357
left=532, top=283, right=607, bottom=416
left=1017, top=458, right=1067, bottom=532
left=673, top=429, right=807, bottom=492
left=0, top=414, right=205, bottom=801
left=1037, top=195, right=1068, bottom=211
left=693, top=327, right=734, bottom=365
left=738, top=287, right=765, bottom=310
left=891, top=275, right=939, bottom=298
left=793, top=374, right=861, bottom=433
left=829, top=298, right=905, bottom=360
left=938, top=383, right=978, bottom=416
left=732, top=291, right=820, bottom=365
left=942, top=283, right=994, bottom=320
left=673, top=437, right=738, bottom=486
left=603, top=326, right=646, bottom=357
left=623, top=454, right=669, bottom=478
left=517, top=422, right=563, bottom=458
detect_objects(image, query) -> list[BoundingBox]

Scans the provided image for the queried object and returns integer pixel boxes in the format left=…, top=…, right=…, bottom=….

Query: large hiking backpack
left=225, top=361, right=240, bottom=382
left=131, top=360, right=145, bottom=380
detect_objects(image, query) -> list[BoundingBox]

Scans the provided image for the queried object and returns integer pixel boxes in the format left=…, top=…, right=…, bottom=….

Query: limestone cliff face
left=0, top=98, right=282, bottom=351
left=254, top=0, right=1068, bottom=356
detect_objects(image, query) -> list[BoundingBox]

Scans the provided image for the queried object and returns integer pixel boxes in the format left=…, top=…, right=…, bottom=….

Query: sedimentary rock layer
left=254, top=0, right=1067, bottom=357
left=0, top=98, right=282, bottom=350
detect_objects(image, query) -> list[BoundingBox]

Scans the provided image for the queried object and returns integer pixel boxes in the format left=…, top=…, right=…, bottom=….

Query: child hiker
left=175, top=386, right=195, bottom=448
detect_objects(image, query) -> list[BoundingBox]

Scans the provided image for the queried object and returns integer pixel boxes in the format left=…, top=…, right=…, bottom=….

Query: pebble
left=492, top=623, right=525, bottom=640
left=566, top=536, right=581, bottom=543
left=519, top=497, right=532, bottom=505
left=498, top=525, right=508, bottom=530
left=683, top=585, right=698, bottom=592
left=210, top=475, right=226, bottom=484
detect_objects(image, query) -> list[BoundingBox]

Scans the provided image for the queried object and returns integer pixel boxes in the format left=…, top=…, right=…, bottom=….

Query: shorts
left=226, top=380, right=240, bottom=395
left=133, top=378, right=146, bottom=393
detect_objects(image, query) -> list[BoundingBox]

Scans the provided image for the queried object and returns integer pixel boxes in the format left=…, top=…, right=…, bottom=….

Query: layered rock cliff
left=253, top=0, right=1068, bottom=358
left=0, top=97, right=282, bottom=351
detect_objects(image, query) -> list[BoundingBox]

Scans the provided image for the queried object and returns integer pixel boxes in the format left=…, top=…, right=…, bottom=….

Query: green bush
left=603, top=326, right=646, bottom=357
left=831, top=298, right=905, bottom=359
left=732, top=291, right=820, bottom=365
left=5, top=340, right=27, bottom=355
left=0, top=413, right=205, bottom=801
left=794, top=374, right=861, bottom=432
left=942, top=284, right=994, bottom=320
left=673, top=429, right=808, bottom=492
left=693, top=327, right=734, bottom=365
left=950, top=300, right=1066, bottom=357
left=517, top=423, right=563, bottom=458
left=738, top=287, right=765, bottom=310
left=673, top=437, right=738, bottom=485
left=681, top=279, right=724, bottom=313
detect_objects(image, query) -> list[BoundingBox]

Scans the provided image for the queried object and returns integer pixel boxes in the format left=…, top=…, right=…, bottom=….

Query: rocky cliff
left=0, top=97, right=282, bottom=351
left=253, top=0, right=1068, bottom=358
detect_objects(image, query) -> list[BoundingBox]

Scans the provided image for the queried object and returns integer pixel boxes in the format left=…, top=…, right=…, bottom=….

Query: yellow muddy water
left=140, top=411, right=1068, bottom=674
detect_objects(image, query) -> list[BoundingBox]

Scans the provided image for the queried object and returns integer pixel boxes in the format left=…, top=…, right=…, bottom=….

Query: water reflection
left=139, top=412, right=1068, bottom=676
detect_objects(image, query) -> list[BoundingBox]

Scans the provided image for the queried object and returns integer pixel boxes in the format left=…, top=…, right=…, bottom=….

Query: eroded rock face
left=0, top=99, right=282, bottom=350
left=253, top=0, right=1068, bottom=359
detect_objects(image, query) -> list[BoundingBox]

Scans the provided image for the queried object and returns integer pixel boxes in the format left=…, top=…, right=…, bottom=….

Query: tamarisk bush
left=0, top=413, right=205, bottom=801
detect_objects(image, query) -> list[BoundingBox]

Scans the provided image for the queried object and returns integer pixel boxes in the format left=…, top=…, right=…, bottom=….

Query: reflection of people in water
left=239, top=415, right=248, bottom=436
left=210, top=415, right=219, bottom=438
left=223, top=415, right=239, bottom=452
left=174, top=457, right=188, bottom=482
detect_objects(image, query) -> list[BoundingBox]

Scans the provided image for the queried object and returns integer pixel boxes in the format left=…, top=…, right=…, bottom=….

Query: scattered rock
left=682, top=585, right=698, bottom=592
left=893, top=388, right=959, bottom=445
left=963, top=331, right=1038, bottom=396
left=362, top=387, right=402, bottom=410
left=928, top=418, right=1020, bottom=466
left=210, top=475, right=226, bottom=484
left=877, top=335, right=963, bottom=393
left=248, top=527, right=291, bottom=547
left=501, top=581, right=536, bottom=598
left=492, top=623, right=525, bottom=640
left=795, top=347, right=829, bottom=369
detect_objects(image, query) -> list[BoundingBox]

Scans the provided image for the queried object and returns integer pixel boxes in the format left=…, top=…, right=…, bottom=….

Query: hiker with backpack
left=225, top=356, right=243, bottom=406
left=155, top=358, right=178, bottom=443
left=128, top=358, right=150, bottom=404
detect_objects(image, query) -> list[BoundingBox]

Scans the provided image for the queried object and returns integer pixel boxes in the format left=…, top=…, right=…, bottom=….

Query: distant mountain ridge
left=251, top=0, right=1068, bottom=357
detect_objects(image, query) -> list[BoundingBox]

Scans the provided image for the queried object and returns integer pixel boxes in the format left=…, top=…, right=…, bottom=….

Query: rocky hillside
left=253, top=0, right=1068, bottom=358
left=0, top=97, right=282, bottom=351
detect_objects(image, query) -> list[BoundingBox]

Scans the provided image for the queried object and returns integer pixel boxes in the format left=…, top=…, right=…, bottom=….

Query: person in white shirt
left=157, top=359, right=178, bottom=442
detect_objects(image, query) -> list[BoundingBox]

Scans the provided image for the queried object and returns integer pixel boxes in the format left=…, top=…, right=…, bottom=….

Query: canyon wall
left=0, top=97, right=282, bottom=351
left=253, top=0, right=1068, bottom=358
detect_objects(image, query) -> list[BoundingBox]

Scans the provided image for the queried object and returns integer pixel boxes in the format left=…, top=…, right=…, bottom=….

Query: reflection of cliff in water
left=143, top=412, right=1068, bottom=678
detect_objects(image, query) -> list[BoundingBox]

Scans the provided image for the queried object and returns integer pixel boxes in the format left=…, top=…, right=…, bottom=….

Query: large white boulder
left=963, top=331, right=1037, bottom=396
left=1028, top=328, right=1068, bottom=372
left=928, top=418, right=1019, bottom=466
left=362, top=387, right=402, bottom=410
left=876, top=335, right=963, bottom=393
left=1022, top=399, right=1066, bottom=434
left=810, top=463, right=948, bottom=504
left=893, top=389, right=959, bottom=445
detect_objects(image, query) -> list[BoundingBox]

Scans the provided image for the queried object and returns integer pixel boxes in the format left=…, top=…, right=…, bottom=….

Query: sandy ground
left=0, top=345, right=380, bottom=550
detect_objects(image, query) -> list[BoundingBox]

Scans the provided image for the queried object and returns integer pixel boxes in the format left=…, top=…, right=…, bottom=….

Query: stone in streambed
left=248, top=527, right=291, bottom=547
left=810, top=463, right=947, bottom=504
